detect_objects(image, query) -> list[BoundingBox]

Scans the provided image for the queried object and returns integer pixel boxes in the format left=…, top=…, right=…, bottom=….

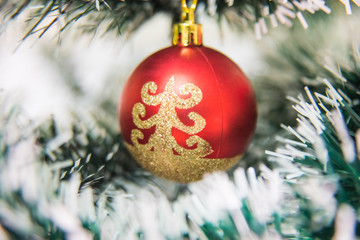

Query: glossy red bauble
left=119, top=45, right=257, bottom=183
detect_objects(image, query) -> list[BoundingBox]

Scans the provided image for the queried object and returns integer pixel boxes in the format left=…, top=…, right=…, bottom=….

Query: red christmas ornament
left=119, top=0, right=257, bottom=183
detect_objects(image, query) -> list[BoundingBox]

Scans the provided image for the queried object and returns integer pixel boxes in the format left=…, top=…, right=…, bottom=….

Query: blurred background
left=0, top=1, right=360, bottom=239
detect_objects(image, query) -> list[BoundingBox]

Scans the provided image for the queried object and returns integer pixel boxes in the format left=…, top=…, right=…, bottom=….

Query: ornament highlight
left=119, top=0, right=257, bottom=183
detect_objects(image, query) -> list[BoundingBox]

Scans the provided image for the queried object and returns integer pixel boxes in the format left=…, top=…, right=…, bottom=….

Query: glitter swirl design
left=131, top=76, right=213, bottom=157
left=125, top=76, right=241, bottom=182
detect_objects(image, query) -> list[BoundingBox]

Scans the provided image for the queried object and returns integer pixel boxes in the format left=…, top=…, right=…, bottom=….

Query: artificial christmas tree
left=0, top=0, right=359, bottom=239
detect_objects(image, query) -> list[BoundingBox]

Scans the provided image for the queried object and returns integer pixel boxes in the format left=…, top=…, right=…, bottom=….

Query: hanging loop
left=181, top=0, right=198, bottom=23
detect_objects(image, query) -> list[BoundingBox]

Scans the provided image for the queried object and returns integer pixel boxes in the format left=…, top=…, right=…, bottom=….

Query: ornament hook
left=181, top=0, right=198, bottom=24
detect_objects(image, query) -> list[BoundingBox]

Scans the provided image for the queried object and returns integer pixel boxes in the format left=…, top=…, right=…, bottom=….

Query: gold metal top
left=172, top=0, right=202, bottom=46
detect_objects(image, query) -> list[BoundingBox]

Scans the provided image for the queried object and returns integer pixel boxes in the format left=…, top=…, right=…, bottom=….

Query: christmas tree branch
left=267, top=45, right=360, bottom=238
left=1, top=0, right=357, bottom=41
left=0, top=1, right=359, bottom=238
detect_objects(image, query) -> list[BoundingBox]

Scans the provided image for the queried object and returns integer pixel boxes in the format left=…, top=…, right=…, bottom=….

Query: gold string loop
left=181, top=0, right=197, bottom=23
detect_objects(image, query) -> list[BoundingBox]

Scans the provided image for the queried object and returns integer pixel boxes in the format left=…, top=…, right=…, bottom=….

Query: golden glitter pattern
left=127, top=76, right=241, bottom=183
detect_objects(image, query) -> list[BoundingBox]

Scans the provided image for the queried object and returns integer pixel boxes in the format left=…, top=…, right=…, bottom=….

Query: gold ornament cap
left=172, top=0, right=202, bottom=46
